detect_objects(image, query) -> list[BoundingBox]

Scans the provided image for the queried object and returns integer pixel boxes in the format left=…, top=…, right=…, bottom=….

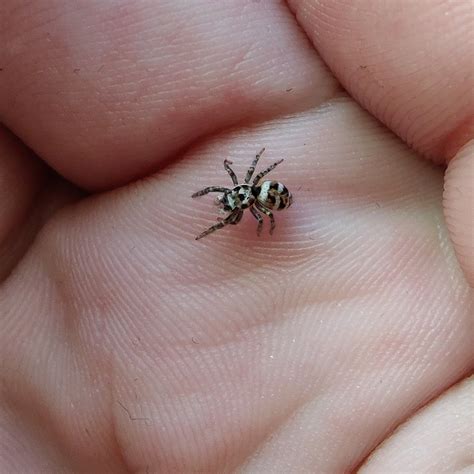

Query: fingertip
left=443, top=140, right=474, bottom=288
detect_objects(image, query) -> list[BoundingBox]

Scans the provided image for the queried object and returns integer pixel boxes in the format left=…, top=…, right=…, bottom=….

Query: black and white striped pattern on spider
left=192, top=148, right=293, bottom=240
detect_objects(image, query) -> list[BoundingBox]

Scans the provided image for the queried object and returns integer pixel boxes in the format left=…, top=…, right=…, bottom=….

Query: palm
left=1, top=1, right=472, bottom=472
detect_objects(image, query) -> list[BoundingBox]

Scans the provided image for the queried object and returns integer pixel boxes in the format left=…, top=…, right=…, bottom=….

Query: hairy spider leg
left=253, top=159, right=284, bottom=185
left=244, top=148, right=266, bottom=184
left=223, top=160, right=238, bottom=186
left=195, top=209, right=242, bottom=240
left=255, top=201, right=276, bottom=234
left=250, top=206, right=264, bottom=236
left=229, top=209, right=244, bottom=225
left=192, top=186, right=230, bottom=198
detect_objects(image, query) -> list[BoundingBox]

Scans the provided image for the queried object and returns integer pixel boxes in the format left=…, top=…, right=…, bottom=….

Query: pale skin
left=0, top=1, right=473, bottom=472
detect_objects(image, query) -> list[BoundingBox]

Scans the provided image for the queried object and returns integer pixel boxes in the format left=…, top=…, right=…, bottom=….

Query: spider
left=192, top=148, right=293, bottom=240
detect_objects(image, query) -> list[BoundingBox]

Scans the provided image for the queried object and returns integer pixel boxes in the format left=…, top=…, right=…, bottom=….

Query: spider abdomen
left=255, top=180, right=293, bottom=210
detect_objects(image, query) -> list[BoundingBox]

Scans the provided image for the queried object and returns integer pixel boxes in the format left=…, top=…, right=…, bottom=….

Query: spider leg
left=192, top=186, right=230, bottom=198
left=253, top=159, right=284, bottom=185
left=229, top=209, right=244, bottom=225
left=250, top=206, right=263, bottom=236
left=195, top=210, right=239, bottom=240
left=255, top=201, right=275, bottom=235
left=244, top=148, right=266, bottom=184
left=223, top=160, right=238, bottom=185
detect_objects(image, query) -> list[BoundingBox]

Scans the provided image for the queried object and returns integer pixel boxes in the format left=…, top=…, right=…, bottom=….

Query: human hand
left=1, top=1, right=472, bottom=472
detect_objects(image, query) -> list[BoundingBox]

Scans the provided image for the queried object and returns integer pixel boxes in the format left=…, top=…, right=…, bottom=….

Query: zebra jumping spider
left=192, top=148, right=293, bottom=240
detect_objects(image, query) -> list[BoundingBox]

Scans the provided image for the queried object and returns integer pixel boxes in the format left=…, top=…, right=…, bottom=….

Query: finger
left=0, top=125, right=45, bottom=246
left=288, top=0, right=474, bottom=162
left=0, top=0, right=338, bottom=189
left=444, top=141, right=474, bottom=287
left=360, top=377, right=474, bottom=473
left=0, top=126, right=77, bottom=280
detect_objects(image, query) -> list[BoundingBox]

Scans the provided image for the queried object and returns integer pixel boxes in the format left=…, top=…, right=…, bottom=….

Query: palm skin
left=0, top=1, right=472, bottom=472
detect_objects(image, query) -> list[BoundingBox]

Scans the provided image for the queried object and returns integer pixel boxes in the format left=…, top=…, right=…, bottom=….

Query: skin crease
left=0, top=1, right=473, bottom=473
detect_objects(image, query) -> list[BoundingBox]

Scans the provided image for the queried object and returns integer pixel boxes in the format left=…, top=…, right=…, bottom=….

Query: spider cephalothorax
left=192, top=148, right=293, bottom=240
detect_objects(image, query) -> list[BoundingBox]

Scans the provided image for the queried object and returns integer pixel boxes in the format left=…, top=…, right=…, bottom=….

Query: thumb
left=444, top=141, right=474, bottom=288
